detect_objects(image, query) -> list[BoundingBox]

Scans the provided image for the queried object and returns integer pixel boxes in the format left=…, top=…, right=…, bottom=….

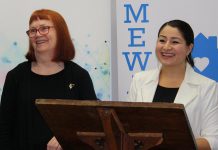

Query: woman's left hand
left=47, top=136, right=63, bottom=150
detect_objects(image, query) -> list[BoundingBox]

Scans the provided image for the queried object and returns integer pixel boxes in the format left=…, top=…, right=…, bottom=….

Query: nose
left=35, top=30, right=41, bottom=37
left=163, top=42, right=172, bottom=50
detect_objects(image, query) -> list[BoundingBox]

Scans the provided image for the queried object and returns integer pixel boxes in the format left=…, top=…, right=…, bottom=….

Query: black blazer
left=0, top=61, right=97, bottom=150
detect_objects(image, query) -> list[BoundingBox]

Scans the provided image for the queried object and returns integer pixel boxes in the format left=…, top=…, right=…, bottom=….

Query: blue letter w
left=122, top=51, right=152, bottom=71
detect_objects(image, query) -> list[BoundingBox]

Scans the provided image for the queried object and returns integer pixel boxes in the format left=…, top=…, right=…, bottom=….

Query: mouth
left=35, top=39, right=48, bottom=45
left=161, top=52, right=175, bottom=57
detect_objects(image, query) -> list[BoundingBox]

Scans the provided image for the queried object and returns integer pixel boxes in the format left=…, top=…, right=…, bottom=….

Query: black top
left=0, top=61, right=97, bottom=150
left=153, top=85, right=179, bottom=103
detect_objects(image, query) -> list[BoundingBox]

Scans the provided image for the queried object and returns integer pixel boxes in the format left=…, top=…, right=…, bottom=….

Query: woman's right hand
left=47, top=136, right=63, bottom=150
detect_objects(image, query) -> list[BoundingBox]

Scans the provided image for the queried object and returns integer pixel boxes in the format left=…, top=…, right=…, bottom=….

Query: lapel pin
left=69, top=83, right=75, bottom=89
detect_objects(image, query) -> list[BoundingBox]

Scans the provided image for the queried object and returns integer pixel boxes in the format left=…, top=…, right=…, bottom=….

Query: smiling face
left=29, top=19, right=57, bottom=58
left=155, top=25, right=193, bottom=68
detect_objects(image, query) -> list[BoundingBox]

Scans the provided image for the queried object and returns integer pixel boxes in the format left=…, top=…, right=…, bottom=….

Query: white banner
left=116, top=0, right=218, bottom=101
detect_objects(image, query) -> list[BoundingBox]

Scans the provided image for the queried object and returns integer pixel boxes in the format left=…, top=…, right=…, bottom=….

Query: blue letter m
left=124, top=4, right=149, bottom=23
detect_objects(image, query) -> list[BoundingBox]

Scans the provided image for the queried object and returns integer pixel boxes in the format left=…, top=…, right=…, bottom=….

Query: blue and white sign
left=193, top=33, right=218, bottom=82
left=115, top=0, right=218, bottom=100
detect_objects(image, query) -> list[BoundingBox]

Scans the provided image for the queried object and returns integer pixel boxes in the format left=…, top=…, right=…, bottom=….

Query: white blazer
left=128, top=64, right=218, bottom=150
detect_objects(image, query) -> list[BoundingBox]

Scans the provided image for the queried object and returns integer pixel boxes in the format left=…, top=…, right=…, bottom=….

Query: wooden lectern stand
left=35, top=99, right=197, bottom=150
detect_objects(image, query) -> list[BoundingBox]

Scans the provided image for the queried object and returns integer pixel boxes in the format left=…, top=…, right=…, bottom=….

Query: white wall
left=0, top=0, right=111, bottom=100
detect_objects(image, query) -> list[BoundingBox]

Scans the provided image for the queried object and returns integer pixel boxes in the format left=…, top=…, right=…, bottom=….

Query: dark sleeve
left=0, top=71, right=17, bottom=149
left=78, top=70, right=97, bottom=100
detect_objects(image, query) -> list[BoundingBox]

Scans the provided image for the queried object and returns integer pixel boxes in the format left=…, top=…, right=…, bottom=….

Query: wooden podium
left=35, top=99, right=197, bottom=150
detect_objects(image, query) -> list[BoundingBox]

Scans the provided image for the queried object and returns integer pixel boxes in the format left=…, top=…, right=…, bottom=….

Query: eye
left=172, top=41, right=179, bottom=44
left=39, top=26, right=49, bottom=32
left=29, top=28, right=37, bottom=33
left=158, top=39, right=165, bottom=43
